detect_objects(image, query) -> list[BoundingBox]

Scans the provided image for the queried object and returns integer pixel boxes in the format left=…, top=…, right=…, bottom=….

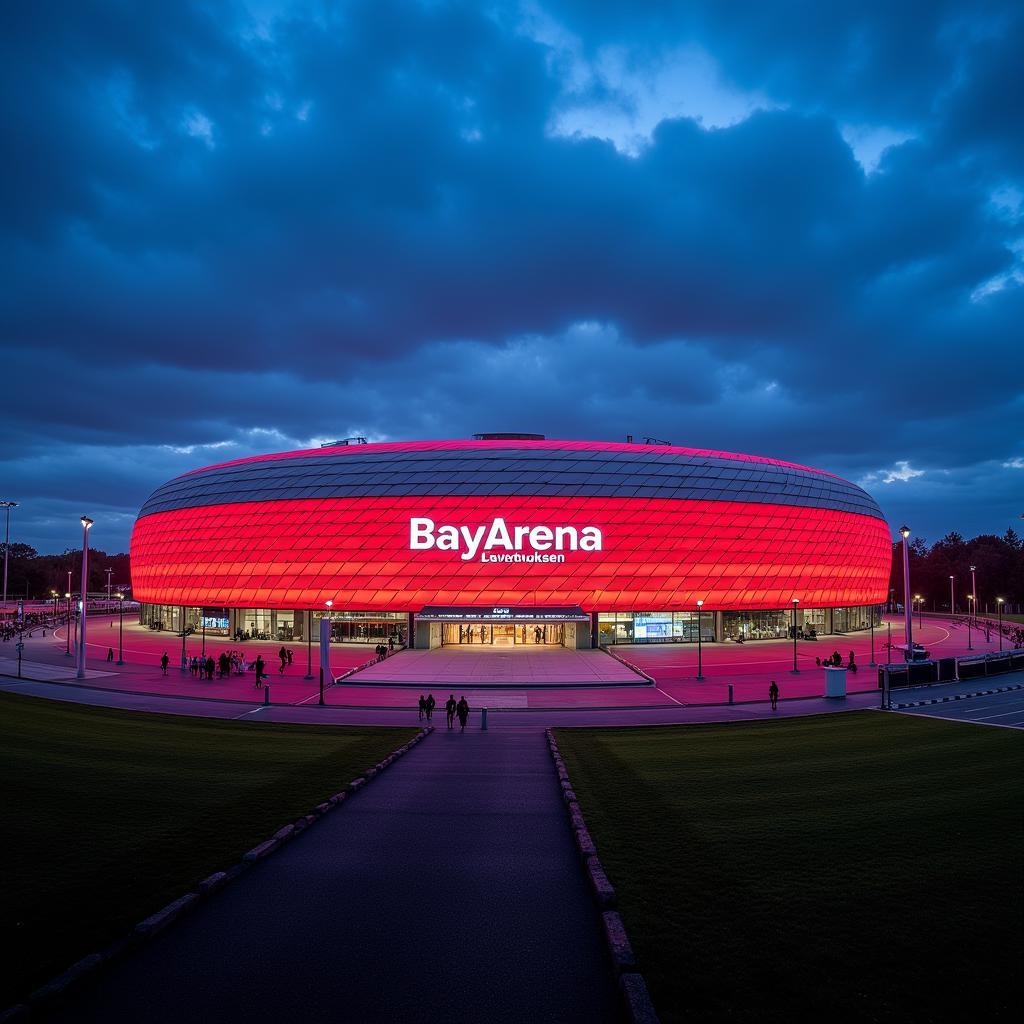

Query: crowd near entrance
left=442, top=622, right=564, bottom=646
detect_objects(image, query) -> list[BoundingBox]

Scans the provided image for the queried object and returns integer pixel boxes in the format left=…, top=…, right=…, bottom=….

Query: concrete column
left=407, top=611, right=415, bottom=649
left=590, top=611, right=599, bottom=648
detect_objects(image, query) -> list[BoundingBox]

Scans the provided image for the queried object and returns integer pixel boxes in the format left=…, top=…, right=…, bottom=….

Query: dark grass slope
left=556, top=712, right=1024, bottom=1024
left=0, top=692, right=415, bottom=1008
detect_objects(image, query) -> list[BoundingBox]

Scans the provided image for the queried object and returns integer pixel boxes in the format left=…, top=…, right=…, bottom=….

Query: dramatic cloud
left=1, top=0, right=1022, bottom=552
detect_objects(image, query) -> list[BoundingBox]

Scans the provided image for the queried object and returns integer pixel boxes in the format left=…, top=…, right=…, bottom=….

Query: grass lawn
left=557, top=712, right=1024, bottom=1024
left=0, top=692, right=416, bottom=1008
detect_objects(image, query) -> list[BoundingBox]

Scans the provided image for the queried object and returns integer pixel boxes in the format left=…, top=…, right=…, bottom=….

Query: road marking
left=233, top=707, right=266, bottom=719
left=655, top=686, right=685, bottom=706
left=894, top=709, right=1023, bottom=731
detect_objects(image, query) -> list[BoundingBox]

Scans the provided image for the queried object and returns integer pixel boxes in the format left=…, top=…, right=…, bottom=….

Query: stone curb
left=9, top=725, right=434, bottom=1021
left=893, top=682, right=1023, bottom=709
left=544, top=728, right=661, bottom=1024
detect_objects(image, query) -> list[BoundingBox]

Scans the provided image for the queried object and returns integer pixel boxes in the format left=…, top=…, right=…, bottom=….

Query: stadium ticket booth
left=413, top=606, right=592, bottom=650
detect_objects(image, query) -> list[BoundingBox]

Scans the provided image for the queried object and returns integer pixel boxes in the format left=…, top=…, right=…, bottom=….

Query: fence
left=878, top=648, right=1024, bottom=689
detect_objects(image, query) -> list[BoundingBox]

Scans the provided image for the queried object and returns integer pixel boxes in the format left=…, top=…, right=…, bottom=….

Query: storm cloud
left=1, top=0, right=1022, bottom=552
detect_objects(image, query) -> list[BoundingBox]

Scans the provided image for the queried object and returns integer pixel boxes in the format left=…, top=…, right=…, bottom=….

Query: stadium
left=130, top=435, right=890, bottom=648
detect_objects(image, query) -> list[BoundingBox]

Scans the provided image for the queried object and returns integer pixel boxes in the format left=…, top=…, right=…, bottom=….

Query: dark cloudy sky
left=2, top=0, right=1022, bottom=555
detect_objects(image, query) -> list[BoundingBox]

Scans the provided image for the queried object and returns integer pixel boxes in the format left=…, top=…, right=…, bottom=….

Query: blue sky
left=2, top=0, right=1022, bottom=554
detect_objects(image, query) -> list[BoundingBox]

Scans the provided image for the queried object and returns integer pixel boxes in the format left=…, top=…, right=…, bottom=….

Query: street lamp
left=105, top=568, right=113, bottom=605
left=899, top=526, right=913, bottom=661
left=304, top=608, right=314, bottom=680
left=966, top=596, right=973, bottom=650
left=695, top=599, right=705, bottom=680
left=64, top=591, right=71, bottom=656
left=321, top=600, right=334, bottom=706
left=996, top=597, right=1004, bottom=652
left=869, top=604, right=877, bottom=667
left=77, top=516, right=93, bottom=679
left=915, top=595, right=924, bottom=630
left=791, top=598, right=800, bottom=673
left=0, top=500, right=17, bottom=608
left=949, top=575, right=955, bottom=615
left=969, top=565, right=977, bottom=626
left=180, top=604, right=187, bottom=672
left=116, top=592, right=125, bottom=664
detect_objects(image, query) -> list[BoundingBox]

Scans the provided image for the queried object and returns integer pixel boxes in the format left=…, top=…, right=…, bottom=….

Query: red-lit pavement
left=2, top=614, right=1006, bottom=715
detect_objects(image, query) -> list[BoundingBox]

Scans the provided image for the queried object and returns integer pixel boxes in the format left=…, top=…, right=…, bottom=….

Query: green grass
left=556, top=712, right=1024, bottom=1024
left=0, top=692, right=415, bottom=1007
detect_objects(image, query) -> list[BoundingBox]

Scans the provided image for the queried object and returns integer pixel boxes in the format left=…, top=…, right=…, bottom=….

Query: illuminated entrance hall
left=442, top=622, right=564, bottom=646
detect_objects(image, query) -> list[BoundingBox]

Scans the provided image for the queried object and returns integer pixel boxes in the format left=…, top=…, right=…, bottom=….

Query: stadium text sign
left=409, top=516, right=603, bottom=563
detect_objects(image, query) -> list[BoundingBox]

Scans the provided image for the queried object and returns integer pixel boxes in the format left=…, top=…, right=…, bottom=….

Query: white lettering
left=408, top=517, right=603, bottom=561
left=529, top=525, right=553, bottom=550
left=410, top=518, right=436, bottom=549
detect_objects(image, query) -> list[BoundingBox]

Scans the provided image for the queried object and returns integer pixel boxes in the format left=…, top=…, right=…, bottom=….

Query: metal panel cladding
left=130, top=439, right=891, bottom=611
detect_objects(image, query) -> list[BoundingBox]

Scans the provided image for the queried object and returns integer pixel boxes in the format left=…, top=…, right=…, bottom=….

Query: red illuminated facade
left=131, top=438, right=890, bottom=646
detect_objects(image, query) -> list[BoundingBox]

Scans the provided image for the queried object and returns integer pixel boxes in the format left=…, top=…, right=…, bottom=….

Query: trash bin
left=823, top=666, right=847, bottom=698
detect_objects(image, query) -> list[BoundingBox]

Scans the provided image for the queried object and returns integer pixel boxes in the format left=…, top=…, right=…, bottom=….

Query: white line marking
left=655, top=687, right=685, bottom=706
left=233, top=707, right=266, bottom=719
left=894, top=709, right=1023, bottom=730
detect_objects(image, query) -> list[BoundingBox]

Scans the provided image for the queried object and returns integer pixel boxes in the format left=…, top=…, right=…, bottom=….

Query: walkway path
left=43, top=728, right=618, bottom=1024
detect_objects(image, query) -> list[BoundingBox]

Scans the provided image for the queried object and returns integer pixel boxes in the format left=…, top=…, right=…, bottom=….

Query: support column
left=407, top=611, right=415, bottom=649
left=590, top=611, right=599, bottom=648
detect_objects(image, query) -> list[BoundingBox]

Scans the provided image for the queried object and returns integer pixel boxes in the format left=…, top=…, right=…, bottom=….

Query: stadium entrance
left=414, top=605, right=591, bottom=650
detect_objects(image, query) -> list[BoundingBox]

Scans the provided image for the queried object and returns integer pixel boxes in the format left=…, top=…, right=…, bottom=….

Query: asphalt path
left=895, top=687, right=1024, bottom=730
left=42, top=728, right=618, bottom=1024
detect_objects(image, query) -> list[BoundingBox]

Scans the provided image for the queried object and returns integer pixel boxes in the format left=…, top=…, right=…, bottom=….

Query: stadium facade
left=130, top=436, right=890, bottom=648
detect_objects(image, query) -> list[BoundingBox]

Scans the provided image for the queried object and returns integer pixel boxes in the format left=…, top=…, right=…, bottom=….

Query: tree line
left=890, top=528, right=1024, bottom=614
left=1, top=545, right=131, bottom=600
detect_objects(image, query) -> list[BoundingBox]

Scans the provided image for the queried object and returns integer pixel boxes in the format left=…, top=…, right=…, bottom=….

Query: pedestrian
left=287, top=648, right=294, bottom=666
left=847, top=651, right=857, bottom=674
left=418, top=694, right=426, bottom=720
left=388, top=636, right=395, bottom=652
left=279, top=646, right=287, bottom=673
left=106, top=647, right=114, bottom=662
left=426, top=693, right=436, bottom=721
left=160, top=652, right=169, bottom=675
left=769, top=680, right=779, bottom=711
left=456, top=696, right=469, bottom=732
left=445, top=693, right=456, bottom=729
left=206, top=655, right=215, bottom=680
left=254, top=655, right=266, bottom=688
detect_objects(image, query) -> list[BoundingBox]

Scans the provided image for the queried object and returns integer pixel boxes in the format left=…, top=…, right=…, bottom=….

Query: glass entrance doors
left=441, top=622, right=565, bottom=646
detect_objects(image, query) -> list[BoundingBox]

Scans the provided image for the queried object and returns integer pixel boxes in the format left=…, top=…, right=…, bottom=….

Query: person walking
left=445, top=693, right=457, bottom=730
left=254, top=655, right=266, bottom=688
left=456, top=696, right=469, bottom=732
left=160, top=652, right=169, bottom=676
left=106, top=647, right=114, bottom=662
left=286, top=648, right=294, bottom=666
left=418, top=694, right=426, bottom=721
left=205, top=655, right=215, bottom=680
left=426, top=693, right=436, bottom=721
left=769, top=680, right=779, bottom=711
left=279, top=646, right=288, bottom=673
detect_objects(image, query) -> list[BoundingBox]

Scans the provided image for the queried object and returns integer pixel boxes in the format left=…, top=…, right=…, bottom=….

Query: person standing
left=160, top=652, right=169, bottom=676
left=426, top=693, right=436, bottom=721
left=456, top=696, right=469, bottom=732
left=418, top=694, right=426, bottom=721
left=279, top=646, right=288, bottom=673
left=445, top=693, right=457, bottom=730
left=106, top=647, right=114, bottom=662
left=287, top=648, right=294, bottom=666
left=205, top=655, right=215, bottom=680
left=254, top=655, right=266, bottom=688
left=769, top=680, right=779, bottom=711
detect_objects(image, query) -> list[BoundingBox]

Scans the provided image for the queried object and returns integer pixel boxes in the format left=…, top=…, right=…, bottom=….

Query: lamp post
left=105, top=568, right=113, bottom=606
left=996, top=597, right=1004, bottom=652
left=695, top=599, right=704, bottom=680
left=869, top=606, right=876, bottom=667
left=201, top=609, right=206, bottom=658
left=77, top=516, right=93, bottom=679
left=899, top=526, right=913, bottom=661
left=180, top=604, right=187, bottom=671
left=969, top=565, right=977, bottom=626
left=966, top=596, right=973, bottom=650
left=791, top=598, right=800, bottom=673
left=116, top=592, right=125, bottom=664
left=949, top=575, right=955, bottom=615
left=0, top=500, right=17, bottom=609
left=304, top=609, right=313, bottom=680
left=321, top=600, right=333, bottom=706
left=915, top=595, right=924, bottom=630
left=64, top=591, right=71, bottom=656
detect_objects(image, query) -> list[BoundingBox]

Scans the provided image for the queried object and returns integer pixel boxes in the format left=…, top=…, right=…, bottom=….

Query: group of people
left=160, top=649, right=269, bottom=686
left=815, top=650, right=857, bottom=673
left=372, top=638, right=395, bottom=661
left=418, top=692, right=470, bottom=731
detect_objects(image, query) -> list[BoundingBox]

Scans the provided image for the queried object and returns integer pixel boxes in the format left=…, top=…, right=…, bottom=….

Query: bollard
left=481, top=707, right=488, bottom=730
left=264, top=685, right=270, bottom=706
left=728, top=684, right=733, bottom=705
